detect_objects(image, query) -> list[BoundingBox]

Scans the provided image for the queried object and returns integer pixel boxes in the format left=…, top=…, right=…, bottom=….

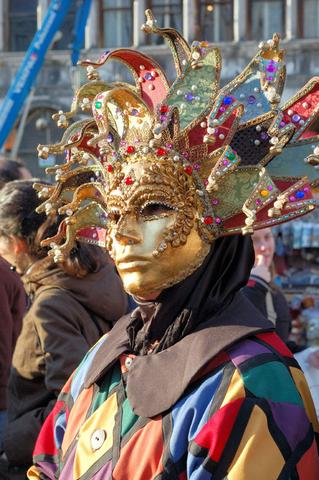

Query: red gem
left=160, top=105, right=169, bottom=113
left=204, top=216, right=213, bottom=225
left=126, top=145, right=135, bottom=154
left=107, top=164, right=113, bottom=172
left=125, top=177, right=133, bottom=185
left=156, top=148, right=167, bottom=156
left=184, top=165, right=193, bottom=175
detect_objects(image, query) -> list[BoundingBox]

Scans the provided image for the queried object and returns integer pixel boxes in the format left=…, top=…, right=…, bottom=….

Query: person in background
left=0, top=159, right=30, bottom=454
left=0, top=258, right=26, bottom=449
left=0, top=156, right=32, bottom=188
left=242, top=227, right=292, bottom=343
left=0, top=180, right=128, bottom=473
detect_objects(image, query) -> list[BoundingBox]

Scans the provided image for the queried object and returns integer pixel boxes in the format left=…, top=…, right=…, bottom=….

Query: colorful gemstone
left=255, top=198, right=262, bottom=206
left=95, top=101, right=102, bottom=109
left=303, top=186, right=310, bottom=193
left=126, top=146, right=135, bottom=154
left=266, top=76, right=274, bottom=82
left=131, top=108, right=139, bottom=116
left=185, top=92, right=195, bottom=101
left=107, top=133, right=113, bottom=143
left=247, top=95, right=256, bottom=104
left=219, top=106, right=226, bottom=112
left=223, top=96, right=232, bottom=105
left=107, top=165, right=113, bottom=172
left=223, top=160, right=230, bottom=166
left=289, top=195, right=296, bottom=202
left=204, top=216, right=213, bottom=225
left=160, top=105, right=169, bottom=113
left=227, top=151, right=236, bottom=161
left=156, top=148, right=167, bottom=156
left=212, top=198, right=219, bottom=205
left=267, top=185, right=273, bottom=191
left=215, top=217, right=222, bottom=224
left=193, top=163, right=200, bottom=170
left=266, top=64, right=276, bottom=73
left=292, top=114, right=301, bottom=122
left=261, top=132, right=269, bottom=140
left=296, top=190, right=305, bottom=199
left=144, top=72, right=153, bottom=80
left=125, top=177, right=133, bottom=185
left=184, top=165, right=193, bottom=175
left=260, top=189, right=269, bottom=197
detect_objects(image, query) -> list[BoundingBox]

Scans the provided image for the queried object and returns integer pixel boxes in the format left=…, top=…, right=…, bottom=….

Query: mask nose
left=114, top=214, right=142, bottom=245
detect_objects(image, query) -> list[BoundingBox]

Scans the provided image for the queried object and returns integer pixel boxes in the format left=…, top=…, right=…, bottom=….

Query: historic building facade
left=0, top=0, right=318, bottom=176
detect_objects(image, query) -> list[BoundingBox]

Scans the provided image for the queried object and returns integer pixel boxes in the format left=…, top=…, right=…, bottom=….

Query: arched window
left=247, top=0, right=285, bottom=40
left=8, top=0, right=37, bottom=51
left=298, top=0, right=319, bottom=38
left=99, top=0, right=133, bottom=48
left=197, top=1, right=233, bottom=42
left=145, top=0, right=183, bottom=45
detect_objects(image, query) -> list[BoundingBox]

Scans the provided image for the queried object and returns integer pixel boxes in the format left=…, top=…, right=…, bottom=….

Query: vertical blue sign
left=0, top=0, right=74, bottom=149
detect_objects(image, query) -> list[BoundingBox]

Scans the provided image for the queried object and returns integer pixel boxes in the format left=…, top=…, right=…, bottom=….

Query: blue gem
left=223, top=96, right=232, bottom=105
left=107, top=133, right=113, bottom=143
left=131, top=108, right=139, bottom=116
left=144, top=72, right=153, bottom=81
left=248, top=95, right=256, bottom=104
left=296, top=190, right=305, bottom=199
left=185, top=92, right=195, bottom=101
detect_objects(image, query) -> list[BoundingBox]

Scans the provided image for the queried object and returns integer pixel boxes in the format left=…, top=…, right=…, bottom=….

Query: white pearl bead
left=255, top=125, right=262, bottom=132
left=302, top=102, right=309, bottom=109
left=254, top=140, right=261, bottom=146
left=270, top=136, right=279, bottom=145
left=287, top=109, right=293, bottom=116
left=219, top=134, right=225, bottom=140
left=200, top=122, right=207, bottom=128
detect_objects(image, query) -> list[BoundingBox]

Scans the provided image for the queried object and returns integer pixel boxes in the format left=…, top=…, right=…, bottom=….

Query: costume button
left=125, top=357, right=133, bottom=369
left=90, top=429, right=106, bottom=451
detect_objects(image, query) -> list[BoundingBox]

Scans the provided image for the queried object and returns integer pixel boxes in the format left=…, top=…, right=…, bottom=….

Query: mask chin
left=118, top=239, right=210, bottom=297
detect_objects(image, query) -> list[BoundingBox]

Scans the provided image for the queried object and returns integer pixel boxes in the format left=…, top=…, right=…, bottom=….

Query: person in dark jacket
left=242, top=227, right=292, bottom=342
left=0, top=258, right=26, bottom=448
left=0, top=159, right=30, bottom=453
left=0, top=180, right=128, bottom=472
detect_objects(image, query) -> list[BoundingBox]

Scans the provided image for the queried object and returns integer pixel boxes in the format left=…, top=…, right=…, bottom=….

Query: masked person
left=0, top=180, right=128, bottom=472
left=28, top=12, right=319, bottom=480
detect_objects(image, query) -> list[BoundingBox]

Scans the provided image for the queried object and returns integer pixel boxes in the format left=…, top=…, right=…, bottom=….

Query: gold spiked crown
left=34, top=10, right=319, bottom=262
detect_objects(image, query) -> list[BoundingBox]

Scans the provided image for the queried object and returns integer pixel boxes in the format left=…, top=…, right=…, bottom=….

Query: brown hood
left=22, top=256, right=127, bottom=323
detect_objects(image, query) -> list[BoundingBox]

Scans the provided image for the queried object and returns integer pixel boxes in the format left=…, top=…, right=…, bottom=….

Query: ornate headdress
left=35, top=10, right=319, bottom=262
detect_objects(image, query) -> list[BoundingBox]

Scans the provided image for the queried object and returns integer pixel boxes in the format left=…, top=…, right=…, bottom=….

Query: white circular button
left=125, top=357, right=133, bottom=369
left=90, top=429, right=106, bottom=451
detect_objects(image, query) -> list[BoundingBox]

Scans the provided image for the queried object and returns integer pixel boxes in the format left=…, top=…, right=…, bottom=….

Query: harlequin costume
left=28, top=10, right=319, bottom=479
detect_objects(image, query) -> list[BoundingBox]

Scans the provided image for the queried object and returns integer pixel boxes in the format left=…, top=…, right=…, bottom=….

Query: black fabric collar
left=83, top=292, right=274, bottom=417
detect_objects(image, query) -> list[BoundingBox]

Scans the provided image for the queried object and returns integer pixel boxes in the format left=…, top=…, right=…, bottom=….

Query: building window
left=248, top=0, right=285, bottom=40
left=196, top=1, right=233, bottom=42
left=145, top=1, right=183, bottom=45
left=8, top=0, right=37, bottom=51
left=298, top=0, right=319, bottom=38
left=99, top=0, right=133, bottom=48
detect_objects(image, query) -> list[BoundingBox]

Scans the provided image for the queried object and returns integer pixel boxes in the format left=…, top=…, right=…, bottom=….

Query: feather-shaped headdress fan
left=35, top=10, right=319, bottom=261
